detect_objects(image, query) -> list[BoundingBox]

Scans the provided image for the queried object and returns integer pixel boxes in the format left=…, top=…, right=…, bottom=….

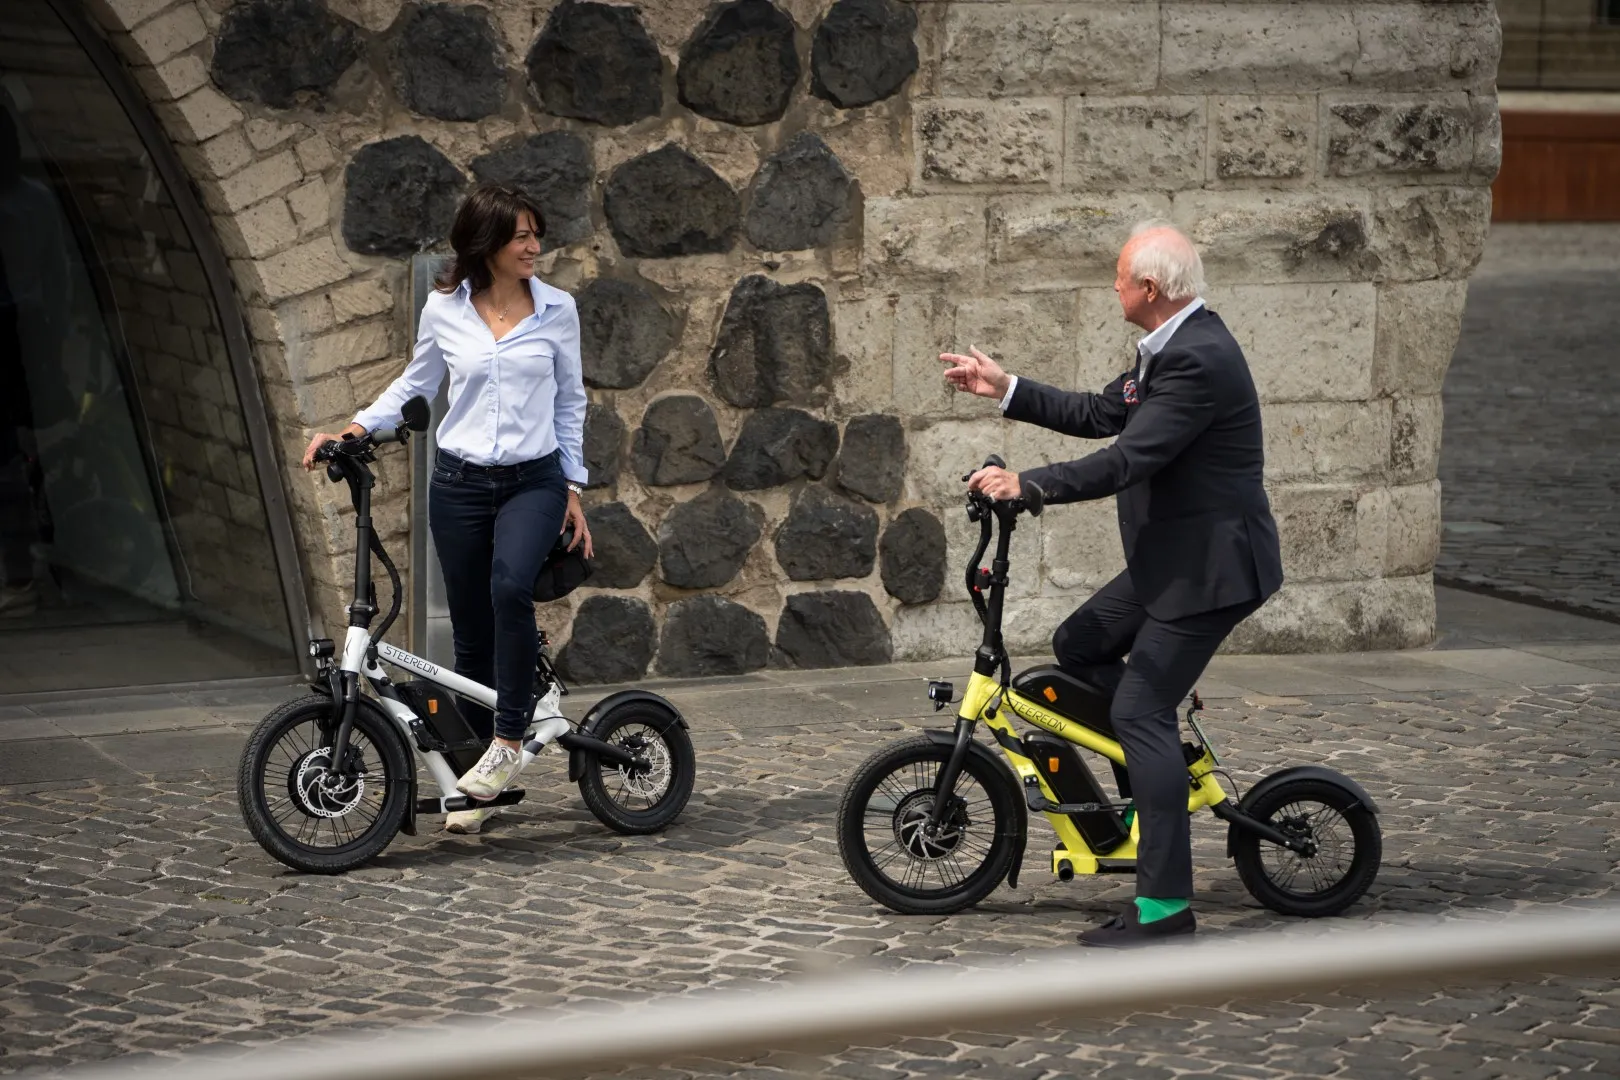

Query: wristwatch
left=566, top=481, right=584, bottom=496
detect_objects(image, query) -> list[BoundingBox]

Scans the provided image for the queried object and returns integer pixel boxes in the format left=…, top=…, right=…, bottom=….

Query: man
left=941, top=221, right=1283, bottom=948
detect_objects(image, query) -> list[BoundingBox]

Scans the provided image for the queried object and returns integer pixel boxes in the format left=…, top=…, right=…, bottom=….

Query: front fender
left=924, top=728, right=1029, bottom=890
left=570, top=691, right=686, bottom=783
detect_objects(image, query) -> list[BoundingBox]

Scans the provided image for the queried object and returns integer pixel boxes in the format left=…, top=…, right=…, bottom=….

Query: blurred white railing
left=64, top=905, right=1620, bottom=1080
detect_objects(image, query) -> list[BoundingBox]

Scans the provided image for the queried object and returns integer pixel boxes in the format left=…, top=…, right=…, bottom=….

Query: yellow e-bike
left=837, top=457, right=1382, bottom=917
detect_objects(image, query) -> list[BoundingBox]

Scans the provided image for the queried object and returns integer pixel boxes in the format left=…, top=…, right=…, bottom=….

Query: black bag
left=533, top=523, right=591, bottom=602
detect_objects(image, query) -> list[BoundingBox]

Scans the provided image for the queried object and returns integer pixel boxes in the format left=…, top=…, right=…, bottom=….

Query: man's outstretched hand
left=940, top=347, right=1011, bottom=400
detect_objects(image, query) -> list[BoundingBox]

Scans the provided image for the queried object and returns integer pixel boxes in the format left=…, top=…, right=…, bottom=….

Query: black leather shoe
left=1077, top=906, right=1196, bottom=948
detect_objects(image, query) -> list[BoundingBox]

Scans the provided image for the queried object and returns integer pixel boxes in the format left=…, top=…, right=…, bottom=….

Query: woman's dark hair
left=435, top=183, right=546, bottom=294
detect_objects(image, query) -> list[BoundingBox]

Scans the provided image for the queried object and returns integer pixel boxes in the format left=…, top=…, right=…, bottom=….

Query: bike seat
left=1011, top=666, right=1116, bottom=738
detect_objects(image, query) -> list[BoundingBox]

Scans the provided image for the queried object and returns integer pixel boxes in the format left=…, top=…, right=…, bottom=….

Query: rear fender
left=1225, top=765, right=1379, bottom=857
left=570, top=691, right=686, bottom=783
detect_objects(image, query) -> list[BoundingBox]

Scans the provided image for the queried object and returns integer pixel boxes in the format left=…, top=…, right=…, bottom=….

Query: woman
left=303, top=183, right=592, bottom=835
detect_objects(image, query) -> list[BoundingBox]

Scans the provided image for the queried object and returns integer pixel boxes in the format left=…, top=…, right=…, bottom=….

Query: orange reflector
left=1043, top=686, right=1057, bottom=703
left=428, top=699, right=438, bottom=714
left=1048, top=757, right=1061, bottom=773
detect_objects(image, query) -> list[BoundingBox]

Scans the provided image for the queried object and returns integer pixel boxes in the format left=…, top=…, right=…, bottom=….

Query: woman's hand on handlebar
left=563, top=490, right=594, bottom=559
left=302, top=423, right=366, bottom=470
left=968, top=465, right=1022, bottom=501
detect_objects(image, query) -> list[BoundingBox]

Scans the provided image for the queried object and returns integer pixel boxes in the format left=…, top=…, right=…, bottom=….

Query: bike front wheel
left=837, top=736, right=1019, bottom=915
left=1230, top=775, right=1382, bottom=917
left=237, top=695, right=411, bottom=874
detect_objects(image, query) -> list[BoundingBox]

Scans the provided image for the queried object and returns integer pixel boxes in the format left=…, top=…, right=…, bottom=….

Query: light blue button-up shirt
left=354, top=276, right=588, bottom=484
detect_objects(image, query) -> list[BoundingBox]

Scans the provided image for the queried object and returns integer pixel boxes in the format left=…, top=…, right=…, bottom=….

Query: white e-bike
left=237, top=397, right=694, bottom=874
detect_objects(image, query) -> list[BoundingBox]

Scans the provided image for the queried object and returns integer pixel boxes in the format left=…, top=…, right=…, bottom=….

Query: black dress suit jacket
left=1009, top=307, right=1284, bottom=622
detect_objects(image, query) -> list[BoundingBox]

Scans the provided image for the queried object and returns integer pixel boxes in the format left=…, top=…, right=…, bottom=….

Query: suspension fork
left=925, top=714, right=979, bottom=834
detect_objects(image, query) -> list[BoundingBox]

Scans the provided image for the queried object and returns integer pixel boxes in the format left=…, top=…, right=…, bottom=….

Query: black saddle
left=1011, top=666, right=1116, bottom=738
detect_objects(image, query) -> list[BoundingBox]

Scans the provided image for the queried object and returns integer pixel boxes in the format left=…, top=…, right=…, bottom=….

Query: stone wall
left=85, top=0, right=1501, bottom=678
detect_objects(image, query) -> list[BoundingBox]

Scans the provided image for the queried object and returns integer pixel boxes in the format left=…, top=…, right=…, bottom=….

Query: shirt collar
left=456, top=275, right=566, bottom=312
left=1137, top=297, right=1205, bottom=360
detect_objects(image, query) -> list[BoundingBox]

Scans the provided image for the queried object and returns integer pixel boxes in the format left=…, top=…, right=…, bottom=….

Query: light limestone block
left=132, top=52, right=208, bottom=103
left=1389, top=394, right=1443, bottom=484
left=917, top=99, right=1062, bottom=188
left=906, top=419, right=1006, bottom=503
left=891, top=295, right=957, bottom=420
left=1471, top=93, right=1503, bottom=184
left=953, top=292, right=1081, bottom=416
left=1040, top=498, right=1126, bottom=592
left=1323, top=94, right=1475, bottom=178
left=1263, top=400, right=1393, bottom=481
left=1066, top=97, right=1206, bottom=190
left=1350, top=2, right=1501, bottom=92
left=1372, top=280, right=1469, bottom=397
left=834, top=295, right=897, bottom=415
left=864, top=196, right=986, bottom=290
left=256, top=237, right=354, bottom=303
left=129, top=2, right=207, bottom=64
left=1162, top=4, right=1358, bottom=93
left=287, top=178, right=331, bottom=235
left=1210, top=96, right=1316, bottom=181
left=295, top=322, right=393, bottom=382
left=987, top=193, right=1172, bottom=289
left=163, top=85, right=244, bottom=144
left=218, top=151, right=303, bottom=214
left=1226, top=574, right=1435, bottom=652
left=1204, top=283, right=1376, bottom=403
left=1370, top=187, right=1492, bottom=282
left=1174, top=189, right=1377, bottom=284
left=939, top=3, right=1159, bottom=97
left=1270, top=484, right=1361, bottom=583
left=224, top=197, right=299, bottom=260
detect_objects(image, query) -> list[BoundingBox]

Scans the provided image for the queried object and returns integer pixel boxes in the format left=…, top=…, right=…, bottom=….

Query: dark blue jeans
left=428, top=448, right=567, bottom=741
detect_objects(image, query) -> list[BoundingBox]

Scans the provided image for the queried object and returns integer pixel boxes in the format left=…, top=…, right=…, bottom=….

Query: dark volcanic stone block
left=745, top=132, right=854, bottom=251
left=810, top=0, right=918, bottom=109
left=526, top=0, right=662, bottom=126
left=211, top=0, right=365, bottom=109
left=470, top=133, right=594, bottom=250
left=559, top=596, right=655, bottom=683
left=657, top=487, right=763, bottom=589
left=632, top=396, right=727, bottom=487
left=657, top=595, right=770, bottom=677
left=394, top=3, right=507, bottom=122
left=677, top=0, right=800, bottom=127
left=774, top=590, right=891, bottom=668
left=342, top=136, right=465, bottom=256
left=583, top=402, right=625, bottom=490
left=576, top=278, right=680, bottom=389
left=584, top=502, right=657, bottom=588
left=604, top=145, right=740, bottom=258
left=708, top=275, right=831, bottom=408
left=774, top=485, right=877, bottom=581
left=834, top=414, right=905, bottom=503
left=879, top=507, right=945, bottom=604
left=723, top=408, right=838, bottom=491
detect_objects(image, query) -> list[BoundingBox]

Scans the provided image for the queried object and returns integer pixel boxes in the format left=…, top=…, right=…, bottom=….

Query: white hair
left=1125, top=219, right=1206, bottom=301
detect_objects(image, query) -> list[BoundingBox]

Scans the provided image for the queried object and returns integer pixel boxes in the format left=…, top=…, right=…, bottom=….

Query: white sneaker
left=456, top=741, right=525, bottom=800
left=445, top=805, right=499, bottom=834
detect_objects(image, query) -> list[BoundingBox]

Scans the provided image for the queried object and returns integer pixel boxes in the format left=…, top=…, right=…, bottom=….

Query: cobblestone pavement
left=1439, top=223, right=1620, bottom=620
left=3, top=603, right=1620, bottom=1079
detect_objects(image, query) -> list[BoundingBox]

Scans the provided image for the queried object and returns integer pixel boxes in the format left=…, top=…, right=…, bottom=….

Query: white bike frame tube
left=375, top=642, right=496, bottom=711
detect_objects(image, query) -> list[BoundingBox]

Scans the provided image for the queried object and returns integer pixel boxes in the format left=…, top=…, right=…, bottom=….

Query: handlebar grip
left=1022, top=481, right=1046, bottom=517
left=983, top=453, right=1006, bottom=470
left=371, top=424, right=404, bottom=446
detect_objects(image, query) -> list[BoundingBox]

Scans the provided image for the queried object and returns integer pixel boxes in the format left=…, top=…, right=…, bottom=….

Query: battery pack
left=1021, top=731, right=1130, bottom=855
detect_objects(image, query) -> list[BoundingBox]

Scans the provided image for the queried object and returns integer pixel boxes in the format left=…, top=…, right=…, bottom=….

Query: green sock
left=1135, top=897, right=1190, bottom=924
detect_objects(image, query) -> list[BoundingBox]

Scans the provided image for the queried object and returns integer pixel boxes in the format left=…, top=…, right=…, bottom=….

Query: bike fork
left=925, top=716, right=976, bottom=833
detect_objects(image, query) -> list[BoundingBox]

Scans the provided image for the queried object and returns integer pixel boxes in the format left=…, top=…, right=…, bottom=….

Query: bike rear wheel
left=838, top=736, right=1019, bottom=915
left=237, top=695, right=410, bottom=874
left=577, top=701, right=694, bottom=835
left=1231, top=776, right=1382, bottom=917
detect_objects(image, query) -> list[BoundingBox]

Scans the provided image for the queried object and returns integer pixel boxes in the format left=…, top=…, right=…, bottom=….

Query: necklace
left=483, top=290, right=515, bottom=322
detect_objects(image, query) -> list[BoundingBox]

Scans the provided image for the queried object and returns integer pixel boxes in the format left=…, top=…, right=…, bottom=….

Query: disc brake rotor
left=290, top=748, right=366, bottom=818
left=893, top=790, right=969, bottom=860
left=612, top=728, right=671, bottom=800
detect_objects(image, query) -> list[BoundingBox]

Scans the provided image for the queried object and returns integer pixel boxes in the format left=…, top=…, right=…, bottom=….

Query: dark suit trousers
left=1053, top=570, right=1261, bottom=899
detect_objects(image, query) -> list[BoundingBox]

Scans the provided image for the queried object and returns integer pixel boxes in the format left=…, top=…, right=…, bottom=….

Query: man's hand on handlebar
left=302, top=423, right=366, bottom=470
left=968, top=465, right=1021, bottom=501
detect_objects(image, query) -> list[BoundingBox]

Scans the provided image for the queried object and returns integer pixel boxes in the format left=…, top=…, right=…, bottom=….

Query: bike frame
left=938, top=484, right=1231, bottom=880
